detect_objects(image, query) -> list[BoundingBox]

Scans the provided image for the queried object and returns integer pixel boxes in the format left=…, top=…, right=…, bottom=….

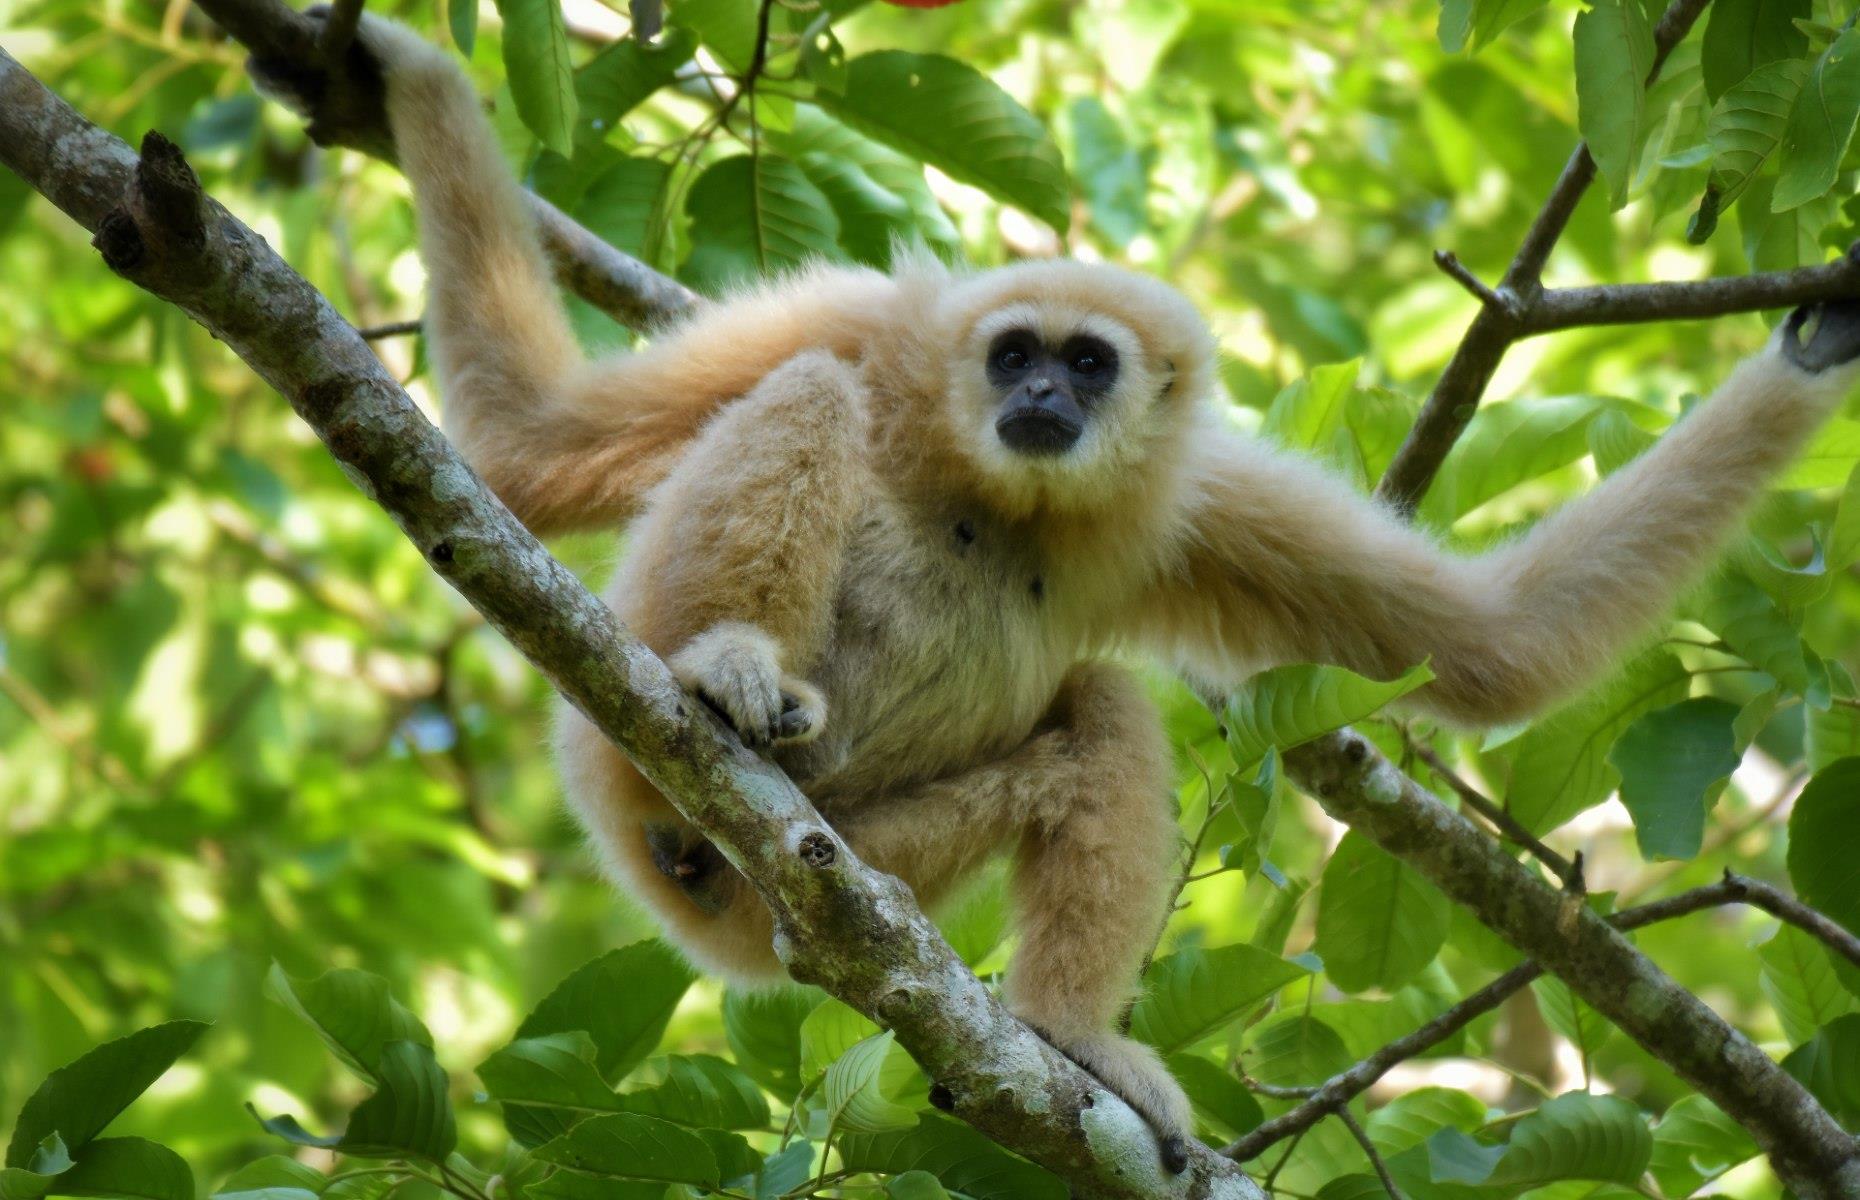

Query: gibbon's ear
left=1159, top=359, right=1178, bottom=399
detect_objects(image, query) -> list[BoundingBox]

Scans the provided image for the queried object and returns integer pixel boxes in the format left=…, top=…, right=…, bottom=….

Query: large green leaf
left=1706, top=57, right=1812, bottom=208
left=799, top=999, right=882, bottom=1079
left=478, top=1031, right=616, bottom=1147
left=57, top=1137, right=193, bottom=1200
left=1314, top=832, right=1451, bottom=992
left=1608, top=697, right=1740, bottom=861
left=516, top=941, right=696, bottom=1083
left=1781, top=1013, right=1860, bottom=1127
left=723, top=987, right=817, bottom=1096
left=616, top=1054, right=772, bottom=1130
left=5, top=1021, right=207, bottom=1168
left=1701, top=0, right=1811, bottom=101
left=1741, top=175, right=1839, bottom=269
left=1262, top=359, right=1361, bottom=454
left=1240, top=1013, right=1353, bottom=1089
left=0, top=1136, right=70, bottom=1200
left=571, top=28, right=695, bottom=152
left=837, top=1113, right=1065, bottom=1200
left=1759, top=924, right=1857, bottom=1046
left=1364, top=1088, right=1487, bottom=1157
left=1419, top=395, right=1621, bottom=525
left=1459, top=1093, right=1653, bottom=1188
left=1649, top=1095, right=1758, bottom=1197
left=1224, top=661, right=1433, bottom=770
left=495, top=0, right=577, bottom=156
left=819, top=1033, right=918, bottom=1135
left=213, top=1157, right=326, bottom=1193
left=1506, top=649, right=1691, bottom=834
left=533, top=1112, right=723, bottom=1186
left=683, top=155, right=841, bottom=293
left=1128, top=943, right=1311, bottom=1053
left=1574, top=0, right=1655, bottom=208
left=1773, top=24, right=1860, bottom=211
left=775, top=106, right=958, bottom=266
left=1167, top=1055, right=1264, bottom=1140
left=812, top=51, right=1069, bottom=231
left=1438, top=0, right=1549, bottom=53
left=266, top=965, right=430, bottom=1084
left=1532, top=976, right=1614, bottom=1073
left=1787, top=758, right=1860, bottom=956
left=335, top=1040, right=458, bottom=1162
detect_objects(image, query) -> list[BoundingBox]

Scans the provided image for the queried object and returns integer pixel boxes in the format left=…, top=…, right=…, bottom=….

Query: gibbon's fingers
left=1783, top=297, right=1860, bottom=374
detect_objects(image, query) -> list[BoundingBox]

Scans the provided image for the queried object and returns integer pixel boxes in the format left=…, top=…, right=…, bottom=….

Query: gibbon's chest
left=773, top=501, right=1077, bottom=799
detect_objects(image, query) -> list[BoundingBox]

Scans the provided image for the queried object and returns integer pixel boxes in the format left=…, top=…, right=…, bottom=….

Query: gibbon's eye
left=1071, top=351, right=1102, bottom=374
left=1061, top=336, right=1119, bottom=384
left=996, top=345, right=1031, bottom=372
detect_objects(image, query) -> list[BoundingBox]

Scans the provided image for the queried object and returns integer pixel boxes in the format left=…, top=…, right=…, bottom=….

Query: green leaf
left=266, top=964, right=430, bottom=1083
left=571, top=28, right=695, bottom=151
left=5, top=1021, right=207, bottom=1168
left=820, top=1033, right=919, bottom=1134
left=1069, top=98, right=1147, bottom=249
left=517, top=941, right=696, bottom=1083
left=799, top=999, right=882, bottom=1079
left=1808, top=665, right=1860, bottom=770
left=58, top=1137, right=193, bottom=1200
left=1649, top=1095, right=1758, bottom=1196
left=495, top=0, right=578, bottom=156
left=338, top=1040, right=458, bottom=1162
left=1701, top=0, right=1811, bottom=101
left=616, top=1054, right=772, bottom=1130
left=1477, top=1093, right=1653, bottom=1187
left=1241, top=1013, right=1353, bottom=1089
left=1760, top=924, right=1858, bottom=1046
left=1420, top=395, right=1621, bottom=525
left=1773, top=24, right=1860, bottom=211
left=571, top=156, right=671, bottom=263
left=1782, top=417, right=1860, bottom=488
left=1741, top=174, right=1839, bottom=269
left=1532, top=976, right=1614, bottom=1072
left=1707, top=57, right=1813, bottom=210
left=1507, top=649, right=1691, bottom=834
left=1224, top=661, right=1434, bottom=770
left=1364, top=1087, right=1487, bottom=1157
left=683, top=155, right=841, bottom=293
left=1787, top=758, right=1860, bottom=954
left=1440, top=0, right=1549, bottom=53
left=773, top=106, right=958, bottom=267
left=0, top=1136, right=70, bottom=1200
left=837, top=1113, right=1065, bottom=1200
left=1314, top=832, right=1451, bottom=992
left=724, top=987, right=817, bottom=1096
left=1608, top=697, right=1741, bottom=860
left=1167, top=1055, right=1264, bottom=1140
left=1262, top=359, right=1361, bottom=453
left=885, top=1171, right=950, bottom=1200
left=478, top=1031, right=616, bottom=1147
left=1574, top=0, right=1656, bottom=208
left=213, top=1158, right=325, bottom=1193
left=812, top=51, right=1069, bottom=232
left=1129, top=943, right=1312, bottom=1054
left=1781, top=1013, right=1860, bottom=1127
left=754, top=1142, right=817, bottom=1200
left=1586, top=406, right=1660, bottom=475
left=532, top=1113, right=723, bottom=1185
left=449, top=0, right=478, bottom=55
left=669, top=0, right=756, bottom=70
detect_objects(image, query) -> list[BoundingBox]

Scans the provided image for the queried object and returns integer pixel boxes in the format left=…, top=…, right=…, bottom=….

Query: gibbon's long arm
left=344, top=19, right=899, bottom=536
left=1148, top=318, right=1860, bottom=725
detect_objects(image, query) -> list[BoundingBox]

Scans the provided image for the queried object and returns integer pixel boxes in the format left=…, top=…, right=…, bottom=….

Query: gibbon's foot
left=1782, top=297, right=1860, bottom=374
left=669, top=623, right=826, bottom=747
left=1033, top=1027, right=1194, bottom=1174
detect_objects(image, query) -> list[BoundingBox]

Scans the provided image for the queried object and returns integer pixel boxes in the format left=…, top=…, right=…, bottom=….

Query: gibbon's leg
left=832, top=662, right=1192, bottom=1169
left=264, top=16, right=906, bottom=537
left=1148, top=300, right=1860, bottom=725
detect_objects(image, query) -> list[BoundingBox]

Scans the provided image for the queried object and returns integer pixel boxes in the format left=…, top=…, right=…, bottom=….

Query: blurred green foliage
left=7, top=0, right=1860, bottom=1195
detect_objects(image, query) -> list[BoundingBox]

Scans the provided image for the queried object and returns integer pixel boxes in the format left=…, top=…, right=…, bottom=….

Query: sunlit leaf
left=1130, top=943, right=1312, bottom=1054
left=266, top=964, right=431, bottom=1084
left=820, top=1033, right=918, bottom=1134
left=1315, top=832, right=1451, bottom=992
left=1759, top=924, right=1858, bottom=1045
left=683, top=155, right=842, bottom=293
left=495, top=0, right=578, bottom=156
left=1649, top=1095, right=1758, bottom=1197
left=1701, top=0, right=1810, bottom=101
left=1773, top=24, right=1860, bottom=211
left=1224, top=661, right=1434, bottom=770
left=1574, top=0, right=1655, bottom=208
left=5, top=1021, right=207, bottom=1168
left=516, top=941, right=696, bottom=1082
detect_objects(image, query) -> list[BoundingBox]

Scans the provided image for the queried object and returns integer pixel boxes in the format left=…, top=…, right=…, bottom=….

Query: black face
left=986, top=328, right=1121, bottom=456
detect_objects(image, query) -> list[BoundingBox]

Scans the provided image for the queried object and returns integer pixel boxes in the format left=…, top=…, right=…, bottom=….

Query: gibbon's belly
left=774, top=502, right=1072, bottom=800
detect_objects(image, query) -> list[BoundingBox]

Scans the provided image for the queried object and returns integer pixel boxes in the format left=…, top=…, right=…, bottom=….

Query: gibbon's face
left=935, top=262, right=1213, bottom=513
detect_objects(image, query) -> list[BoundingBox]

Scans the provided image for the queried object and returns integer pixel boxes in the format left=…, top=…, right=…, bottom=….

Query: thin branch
left=1275, top=730, right=1860, bottom=1197
left=186, top=0, right=699, bottom=331
left=1432, top=249, right=1505, bottom=311
left=1617, top=870, right=1860, bottom=970
left=1375, top=0, right=1715, bottom=512
left=0, top=47, right=1262, bottom=1200
left=1525, top=252, right=1860, bottom=333
left=1337, top=1109, right=1403, bottom=1200
left=1410, top=742, right=1578, bottom=887
left=356, top=317, right=421, bottom=339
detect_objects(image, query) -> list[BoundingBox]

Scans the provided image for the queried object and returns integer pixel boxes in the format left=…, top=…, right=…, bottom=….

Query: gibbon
left=261, top=14, right=1860, bottom=1170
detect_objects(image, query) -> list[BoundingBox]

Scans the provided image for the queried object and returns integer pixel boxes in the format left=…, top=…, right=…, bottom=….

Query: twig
left=1617, top=870, right=1860, bottom=970
left=357, top=317, right=421, bottom=339
left=1375, top=0, right=1716, bottom=512
left=1410, top=742, right=1578, bottom=887
left=1432, top=249, right=1505, bottom=311
left=1338, top=1109, right=1403, bottom=1200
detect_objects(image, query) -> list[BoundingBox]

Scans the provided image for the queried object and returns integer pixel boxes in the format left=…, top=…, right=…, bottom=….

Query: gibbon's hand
left=1782, top=294, right=1860, bottom=375
left=243, top=7, right=429, bottom=156
left=668, top=624, right=827, bottom=748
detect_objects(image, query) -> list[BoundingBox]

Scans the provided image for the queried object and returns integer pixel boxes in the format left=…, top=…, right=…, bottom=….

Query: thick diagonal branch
left=190, top=0, right=698, bottom=330
left=0, top=45, right=1258, bottom=1200
left=1277, top=730, right=1860, bottom=1198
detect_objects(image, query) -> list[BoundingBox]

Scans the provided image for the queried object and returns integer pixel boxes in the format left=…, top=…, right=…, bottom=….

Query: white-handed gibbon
left=260, top=13, right=1860, bottom=1171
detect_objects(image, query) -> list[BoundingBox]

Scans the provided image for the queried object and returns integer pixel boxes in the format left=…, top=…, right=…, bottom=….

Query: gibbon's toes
left=1038, top=1030, right=1195, bottom=1174
left=670, top=625, right=788, bottom=747
left=1783, top=299, right=1860, bottom=374
left=773, top=680, right=828, bottom=744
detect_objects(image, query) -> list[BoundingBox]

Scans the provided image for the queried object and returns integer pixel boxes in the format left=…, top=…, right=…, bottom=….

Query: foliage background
left=6, top=0, right=1860, bottom=1196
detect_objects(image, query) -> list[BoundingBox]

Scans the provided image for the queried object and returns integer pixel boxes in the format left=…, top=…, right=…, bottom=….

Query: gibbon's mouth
left=996, top=406, right=1083, bottom=455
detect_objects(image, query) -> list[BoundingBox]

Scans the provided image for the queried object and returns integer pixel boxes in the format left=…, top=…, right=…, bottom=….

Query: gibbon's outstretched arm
left=1148, top=306, right=1860, bottom=725
left=269, top=17, right=903, bottom=536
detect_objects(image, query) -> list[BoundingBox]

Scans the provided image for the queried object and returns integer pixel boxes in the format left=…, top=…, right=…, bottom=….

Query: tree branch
left=1375, top=0, right=1715, bottom=512
left=1275, top=730, right=1860, bottom=1198
left=189, top=0, right=699, bottom=331
left=0, top=45, right=1261, bottom=1200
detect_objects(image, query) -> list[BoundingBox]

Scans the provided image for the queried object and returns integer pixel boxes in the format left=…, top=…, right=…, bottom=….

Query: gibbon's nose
left=997, top=379, right=1084, bottom=455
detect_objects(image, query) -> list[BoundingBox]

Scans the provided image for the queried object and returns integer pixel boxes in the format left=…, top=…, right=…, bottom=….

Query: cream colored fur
left=346, top=15, right=1857, bottom=1156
